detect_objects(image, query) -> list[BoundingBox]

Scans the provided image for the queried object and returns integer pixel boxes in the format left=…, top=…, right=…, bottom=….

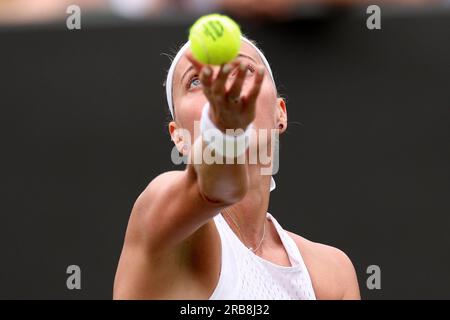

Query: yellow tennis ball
left=189, top=14, right=241, bottom=65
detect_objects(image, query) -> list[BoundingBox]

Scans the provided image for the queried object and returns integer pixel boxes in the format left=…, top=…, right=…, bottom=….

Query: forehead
left=173, top=40, right=263, bottom=84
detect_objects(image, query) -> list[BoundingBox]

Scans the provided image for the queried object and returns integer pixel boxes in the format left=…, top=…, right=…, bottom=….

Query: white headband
left=164, top=35, right=277, bottom=192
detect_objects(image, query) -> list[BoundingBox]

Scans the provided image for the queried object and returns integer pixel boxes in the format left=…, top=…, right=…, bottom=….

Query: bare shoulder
left=114, top=169, right=221, bottom=299
left=286, top=231, right=361, bottom=300
left=125, top=169, right=199, bottom=249
left=134, top=170, right=186, bottom=208
left=125, top=170, right=185, bottom=240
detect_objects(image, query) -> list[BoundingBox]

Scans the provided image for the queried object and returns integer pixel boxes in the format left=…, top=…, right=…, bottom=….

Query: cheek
left=254, top=81, right=278, bottom=126
left=175, top=93, right=206, bottom=139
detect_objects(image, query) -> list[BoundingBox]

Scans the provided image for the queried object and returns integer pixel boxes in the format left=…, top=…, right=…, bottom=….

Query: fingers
left=242, top=65, right=265, bottom=110
left=227, top=61, right=248, bottom=100
left=211, top=63, right=231, bottom=97
left=210, top=61, right=240, bottom=104
left=185, top=52, right=203, bottom=73
left=200, top=66, right=213, bottom=96
left=186, top=51, right=214, bottom=98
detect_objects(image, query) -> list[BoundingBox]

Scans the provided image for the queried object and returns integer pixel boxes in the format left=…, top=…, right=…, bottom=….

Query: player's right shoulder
left=129, top=169, right=222, bottom=253
left=146, top=170, right=186, bottom=193
left=134, top=170, right=186, bottom=208
left=126, top=170, right=189, bottom=244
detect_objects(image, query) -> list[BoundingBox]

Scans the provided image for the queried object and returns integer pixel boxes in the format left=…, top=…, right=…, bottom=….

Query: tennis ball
left=189, top=14, right=241, bottom=65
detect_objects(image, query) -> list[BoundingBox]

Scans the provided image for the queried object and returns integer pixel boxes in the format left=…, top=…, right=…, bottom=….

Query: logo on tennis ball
left=203, top=20, right=224, bottom=41
left=189, top=14, right=241, bottom=65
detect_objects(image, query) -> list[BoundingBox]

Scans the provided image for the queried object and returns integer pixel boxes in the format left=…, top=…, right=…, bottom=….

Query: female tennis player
left=113, top=36, right=360, bottom=300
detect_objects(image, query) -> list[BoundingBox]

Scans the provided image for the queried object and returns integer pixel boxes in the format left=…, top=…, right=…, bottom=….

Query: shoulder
left=124, top=170, right=191, bottom=247
left=128, top=168, right=218, bottom=253
left=286, top=231, right=361, bottom=300
left=135, top=171, right=185, bottom=205
left=132, top=170, right=196, bottom=215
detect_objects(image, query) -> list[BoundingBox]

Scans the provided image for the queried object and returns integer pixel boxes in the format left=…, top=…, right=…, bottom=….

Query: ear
left=168, top=121, right=189, bottom=156
left=276, top=98, right=287, bottom=134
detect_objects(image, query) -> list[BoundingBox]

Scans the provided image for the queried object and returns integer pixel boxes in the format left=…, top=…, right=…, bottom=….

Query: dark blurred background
left=0, top=0, right=449, bottom=299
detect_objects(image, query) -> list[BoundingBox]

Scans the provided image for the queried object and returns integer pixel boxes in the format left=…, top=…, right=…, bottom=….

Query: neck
left=222, top=172, right=271, bottom=251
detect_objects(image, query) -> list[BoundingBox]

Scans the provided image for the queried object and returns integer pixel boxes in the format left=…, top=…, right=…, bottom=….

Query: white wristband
left=200, top=102, right=253, bottom=158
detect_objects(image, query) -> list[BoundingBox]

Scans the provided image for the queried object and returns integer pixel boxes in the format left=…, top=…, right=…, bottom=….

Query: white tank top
left=209, top=212, right=316, bottom=300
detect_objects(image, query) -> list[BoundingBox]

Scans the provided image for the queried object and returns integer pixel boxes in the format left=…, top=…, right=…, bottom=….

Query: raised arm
left=125, top=55, right=265, bottom=256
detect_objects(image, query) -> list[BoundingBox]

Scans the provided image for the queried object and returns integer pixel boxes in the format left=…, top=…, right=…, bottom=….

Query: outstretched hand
left=186, top=52, right=265, bottom=132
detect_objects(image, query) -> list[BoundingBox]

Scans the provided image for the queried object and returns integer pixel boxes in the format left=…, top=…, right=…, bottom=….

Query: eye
left=246, top=64, right=256, bottom=74
left=186, top=75, right=201, bottom=90
left=230, top=63, right=256, bottom=77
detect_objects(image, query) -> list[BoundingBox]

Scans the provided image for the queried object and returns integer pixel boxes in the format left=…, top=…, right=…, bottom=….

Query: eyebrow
left=180, top=65, right=195, bottom=85
left=238, top=53, right=257, bottom=64
left=180, top=53, right=258, bottom=85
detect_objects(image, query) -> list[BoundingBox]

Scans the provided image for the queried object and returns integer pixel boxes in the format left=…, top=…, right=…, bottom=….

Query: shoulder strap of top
left=209, top=213, right=241, bottom=299
left=266, top=212, right=302, bottom=266
left=266, top=212, right=317, bottom=299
